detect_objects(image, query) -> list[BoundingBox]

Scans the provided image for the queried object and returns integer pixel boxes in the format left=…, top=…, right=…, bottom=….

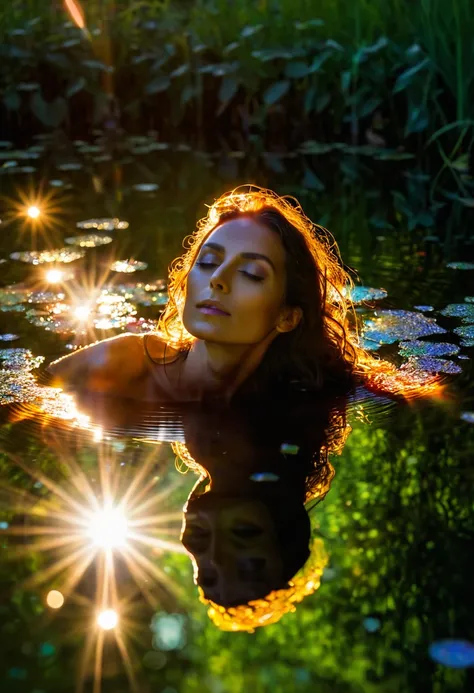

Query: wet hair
left=158, top=185, right=443, bottom=398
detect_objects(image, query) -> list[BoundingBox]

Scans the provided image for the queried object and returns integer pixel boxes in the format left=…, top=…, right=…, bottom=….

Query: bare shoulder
left=47, top=333, right=147, bottom=386
left=142, top=332, right=181, bottom=364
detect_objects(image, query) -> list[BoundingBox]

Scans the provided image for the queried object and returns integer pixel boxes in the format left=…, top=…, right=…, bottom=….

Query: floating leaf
left=461, top=412, right=474, bottom=424
left=363, top=309, right=446, bottom=348
left=414, top=305, right=434, bottom=312
left=65, top=234, right=113, bottom=248
left=77, top=218, right=129, bottom=231
left=454, top=325, right=474, bottom=339
left=347, top=286, right=388, bottom=304
left=447, top=262, right=474, bottom=270
left=0, top=348, right=44, bottom=371
left=110, top=259, right=148, bottom=273
left=441, top=304, right=474, bottom=323
left=132, top=183, right=159, bottom=192
left=406, top=356, right=461, bottom=374
left=10, top=248, right=85, bottom=264
left=57, top=162, right=82, bottom=171
left=399, top=340, right=460, bottom=357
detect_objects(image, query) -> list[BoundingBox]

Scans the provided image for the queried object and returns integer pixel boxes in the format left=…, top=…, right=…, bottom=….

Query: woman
left=47, top=185, right=442, bottom=402
left=177, top=395, right=345, bottom=631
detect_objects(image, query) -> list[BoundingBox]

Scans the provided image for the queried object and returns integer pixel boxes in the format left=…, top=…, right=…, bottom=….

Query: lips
left=196, top=300, right=230, bottom=316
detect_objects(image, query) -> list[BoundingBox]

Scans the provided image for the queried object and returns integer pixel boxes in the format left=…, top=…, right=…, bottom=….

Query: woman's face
left=182, top=216, right=289, bottom=345
left=182, top=496, right=285, bottom=606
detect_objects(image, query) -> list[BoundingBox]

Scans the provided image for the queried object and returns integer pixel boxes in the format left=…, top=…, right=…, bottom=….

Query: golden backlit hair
left=193, top=537, right=328, bottom=633
left=158, top=184, right=444, bottom=399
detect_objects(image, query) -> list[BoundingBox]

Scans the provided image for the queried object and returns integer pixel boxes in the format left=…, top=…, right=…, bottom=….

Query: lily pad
left=65, top=234, right=113, bottom=248
left=447, top=262, right=474, bottom=270
left=132, top=183, right=159, bottom=192
left=440, top=304, right=474, bottom=323
left=399, top=340, right=460, bottom=358
left=346, top=286, right=388, bottom=304
left=10, top=248, right=86, bottom=264
left=406, top=356, right=462, bottom=374
left=76, top=218, right=129, bottom=231
left=362, top=310, right=446, bottom=349
left=110, top=259, right=148, bottom=273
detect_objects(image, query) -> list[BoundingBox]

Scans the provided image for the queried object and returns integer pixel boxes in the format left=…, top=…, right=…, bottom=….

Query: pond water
left=1, top=140, right=474, bottom=692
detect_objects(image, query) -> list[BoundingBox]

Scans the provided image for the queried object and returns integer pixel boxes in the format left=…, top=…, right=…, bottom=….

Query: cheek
left=234, top=286, right=282, bottom=324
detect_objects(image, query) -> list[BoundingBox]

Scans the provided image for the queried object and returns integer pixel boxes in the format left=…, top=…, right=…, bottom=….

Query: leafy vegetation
left=1, top=0, right=473, bottom=219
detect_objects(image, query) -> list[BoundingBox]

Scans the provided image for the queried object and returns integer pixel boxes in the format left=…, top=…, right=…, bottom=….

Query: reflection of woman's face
left=182, top=496, right=284, bottom=606
left=183, top=216, right=287, bottom=344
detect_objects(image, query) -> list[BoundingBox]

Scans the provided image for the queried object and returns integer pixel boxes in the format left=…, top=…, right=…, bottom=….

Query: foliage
left=0, top=0, right=473, bottom=214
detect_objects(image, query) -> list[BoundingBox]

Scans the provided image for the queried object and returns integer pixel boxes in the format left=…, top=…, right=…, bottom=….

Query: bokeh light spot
left=46, top=269, right=64, bottom=283
left=46, top=590, right=65, bottom=609
left=27, top=205, right=40, bottom=219
left=97, top=609, right=118, bottom=630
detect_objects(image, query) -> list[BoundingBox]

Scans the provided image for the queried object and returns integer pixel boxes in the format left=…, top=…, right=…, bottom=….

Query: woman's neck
left=179, top=333, right=278, bottom=401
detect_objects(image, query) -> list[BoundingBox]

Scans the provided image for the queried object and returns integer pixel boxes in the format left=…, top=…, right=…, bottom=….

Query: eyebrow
left=201, top=242, right=276, bottom=271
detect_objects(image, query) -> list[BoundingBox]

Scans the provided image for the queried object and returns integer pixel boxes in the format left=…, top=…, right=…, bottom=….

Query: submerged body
left=48, top=332, right=183, bottom=401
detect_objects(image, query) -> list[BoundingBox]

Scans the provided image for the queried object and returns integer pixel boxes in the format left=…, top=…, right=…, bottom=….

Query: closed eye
left=195, top=261, right=264, bottom=282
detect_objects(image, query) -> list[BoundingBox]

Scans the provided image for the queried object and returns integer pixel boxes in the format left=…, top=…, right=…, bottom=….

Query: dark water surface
left=1, top=143, right=474, bottom=692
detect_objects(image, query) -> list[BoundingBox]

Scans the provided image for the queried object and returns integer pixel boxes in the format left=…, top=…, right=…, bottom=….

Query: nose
left=209, top=265, right=230, bottom=293
left=209, top=531, right=228, bottom=568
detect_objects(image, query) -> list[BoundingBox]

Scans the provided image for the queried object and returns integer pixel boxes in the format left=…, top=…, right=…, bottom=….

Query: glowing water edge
left=0, top=144, right=473, bottom=693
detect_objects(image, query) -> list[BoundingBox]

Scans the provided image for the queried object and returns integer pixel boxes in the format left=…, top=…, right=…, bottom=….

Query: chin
left=183, top=315, right=220, bottom=341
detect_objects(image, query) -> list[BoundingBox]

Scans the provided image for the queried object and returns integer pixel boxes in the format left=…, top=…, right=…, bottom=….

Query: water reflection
left=175, top=396, right=349, bottom=632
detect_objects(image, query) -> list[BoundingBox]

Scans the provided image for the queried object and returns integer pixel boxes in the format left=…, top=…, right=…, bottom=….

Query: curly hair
left=158, top=184, right=443, bottom=399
